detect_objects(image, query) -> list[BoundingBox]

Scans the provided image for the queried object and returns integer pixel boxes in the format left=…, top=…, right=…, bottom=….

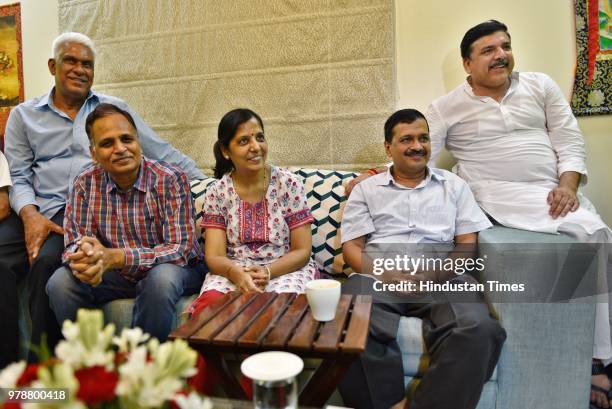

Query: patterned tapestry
left=571, top=0, right=611, bottom=116
left=0, top=3, right=24, bottom=150
left=57, top=0, right=395, bottom=172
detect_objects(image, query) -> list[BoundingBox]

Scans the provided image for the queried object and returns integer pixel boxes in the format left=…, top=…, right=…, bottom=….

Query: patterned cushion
left=288, top=168, right=357, bottom=276
left=190, top=178, right=218, bottom=239
left=190, top=168, right=357, bottom=277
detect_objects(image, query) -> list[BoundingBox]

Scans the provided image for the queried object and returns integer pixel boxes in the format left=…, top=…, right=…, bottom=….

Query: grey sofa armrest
left=478, top=225, right=595, bottom=409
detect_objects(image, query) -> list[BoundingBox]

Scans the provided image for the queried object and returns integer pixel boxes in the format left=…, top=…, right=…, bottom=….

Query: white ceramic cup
left=305, top=279, right=341, bottom=321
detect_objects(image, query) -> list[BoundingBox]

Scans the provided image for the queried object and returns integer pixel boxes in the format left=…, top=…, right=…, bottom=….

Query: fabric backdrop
left=58, top=0, right=396, bottom=172
left=571, top=0, right=611, bottom=116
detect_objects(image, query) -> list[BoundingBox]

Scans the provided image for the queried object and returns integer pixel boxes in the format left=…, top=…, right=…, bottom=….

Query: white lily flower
left=115, top=346, right=148, bottom=397
left=138, top=378, right=183, bottom=407
left=113, top=327, right=151, bottom=353
left=174, top=392, right=213, bottom=409
left=147, top=337, right=160, bottom=355
left=152, top=339, right=198, bottom=379
left=116, top=337, right=198, bottom=408
left=55, top=309, right=115, bottom=369
left=0, top=361, right=26, bottom=388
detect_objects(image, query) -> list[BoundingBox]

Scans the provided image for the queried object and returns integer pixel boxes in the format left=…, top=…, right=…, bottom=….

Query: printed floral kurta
left=198, top=166, right=318, bottom=294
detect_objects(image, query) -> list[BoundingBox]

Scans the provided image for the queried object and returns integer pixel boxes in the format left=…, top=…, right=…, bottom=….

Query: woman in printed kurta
left=189, top=108, right=318, bottom=317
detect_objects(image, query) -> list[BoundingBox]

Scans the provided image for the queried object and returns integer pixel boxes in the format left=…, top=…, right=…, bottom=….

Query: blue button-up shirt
left=341, top=166, right=491, bottom=245
left=4, top=88, right=204, bottom=218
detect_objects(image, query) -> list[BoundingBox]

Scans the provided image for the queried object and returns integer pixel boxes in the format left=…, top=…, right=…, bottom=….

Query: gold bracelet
left=264, top=265, right=272, bottom=281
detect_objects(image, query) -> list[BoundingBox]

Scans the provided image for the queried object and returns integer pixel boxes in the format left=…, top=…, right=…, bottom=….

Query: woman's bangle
left=264, top=265, right=272, bottom=281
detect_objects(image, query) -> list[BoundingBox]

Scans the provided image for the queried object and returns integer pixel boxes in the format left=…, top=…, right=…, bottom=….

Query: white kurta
left=0, top=151, right=11, bottom=188
left=427, top=71, right=608, bottom=235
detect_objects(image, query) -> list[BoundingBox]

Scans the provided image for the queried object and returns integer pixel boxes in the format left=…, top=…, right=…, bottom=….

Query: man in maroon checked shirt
left=47, top=103, right=206, bottom=341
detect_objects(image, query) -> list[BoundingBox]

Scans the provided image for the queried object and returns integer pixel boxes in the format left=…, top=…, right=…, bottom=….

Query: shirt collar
left=34, top=90, right=53, bottom=109
left=34, top=87, right=100, bottom=110
left=105, top=158, right=147, bottom=194
left=462, top=71, right=519, bottom=101
left=376, top=165, right=445, bottom=189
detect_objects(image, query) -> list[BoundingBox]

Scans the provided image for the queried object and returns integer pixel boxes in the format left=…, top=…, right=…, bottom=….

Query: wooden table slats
left=312, top=294, right=353, bottom=353
left=190, top=292, right=258, bottom=344
left=286, top=309, right=319, bottom=352
left=340, top=295, right=373, bottom=353
left=169, top=292, right=240, bottom=340
left=238, top=293, right=295, bottom=348
left=263, top=295, right=310, bottom=349
left=173, top=291, right=372, bottom=407
left=214, top=293, right=278, bottom=346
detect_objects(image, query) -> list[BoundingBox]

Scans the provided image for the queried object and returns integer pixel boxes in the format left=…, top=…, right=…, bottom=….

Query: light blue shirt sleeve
left=109, top=98, right=205, bottom=180
left=5, top=108, right=37, bottom=214
left=340, top=183, right=376, bottom=244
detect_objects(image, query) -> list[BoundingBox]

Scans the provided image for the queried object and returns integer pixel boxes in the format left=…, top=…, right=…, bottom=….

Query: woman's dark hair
left=85, top=103, right=137, bottom=143
left=460, top=20, right=510, bottom=59
left=384, top=109, right=428, bottom=143
left=213, top=108, right=264, bottom=179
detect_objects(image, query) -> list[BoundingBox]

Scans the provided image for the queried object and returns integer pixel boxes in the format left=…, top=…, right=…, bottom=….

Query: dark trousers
left=338, top=274, right=506, bottom=409
left=0, top=210, right=64, bottom=366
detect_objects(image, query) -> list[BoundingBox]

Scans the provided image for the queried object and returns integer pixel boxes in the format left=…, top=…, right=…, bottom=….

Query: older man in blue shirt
left=0, top=32, right=204, bottom=366
left=338, top=109, right=505, bottom=409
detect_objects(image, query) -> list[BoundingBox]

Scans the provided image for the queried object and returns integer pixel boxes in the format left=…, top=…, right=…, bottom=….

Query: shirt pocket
left=424, top=205, right=455, bottom=242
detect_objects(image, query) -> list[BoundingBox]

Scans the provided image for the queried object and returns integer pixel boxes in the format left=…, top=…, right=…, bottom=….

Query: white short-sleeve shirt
left=341, top=166, right=491, bottom=245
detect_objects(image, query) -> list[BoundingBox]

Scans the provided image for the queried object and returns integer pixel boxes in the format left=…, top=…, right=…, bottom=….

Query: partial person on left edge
left=0, top=32, right=204, bottom=367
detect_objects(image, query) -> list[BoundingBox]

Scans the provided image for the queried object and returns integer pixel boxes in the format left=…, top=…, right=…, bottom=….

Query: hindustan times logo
left=372, top=254, right=486, bottom=276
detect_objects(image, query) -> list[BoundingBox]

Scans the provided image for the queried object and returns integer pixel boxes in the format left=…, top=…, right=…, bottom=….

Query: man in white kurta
left=426, top=19, right=611, bottom=408
left=427, top=71, right=608, bottom=235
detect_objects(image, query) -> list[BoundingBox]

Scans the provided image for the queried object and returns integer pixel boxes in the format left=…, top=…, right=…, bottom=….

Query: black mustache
left=405, top=150, right=426, bottom=157
left=490, top=59, right=508, bottom=68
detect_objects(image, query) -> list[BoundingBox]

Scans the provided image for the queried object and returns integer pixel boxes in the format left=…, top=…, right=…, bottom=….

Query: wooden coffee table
left=169, top=292, right=372, bottom=407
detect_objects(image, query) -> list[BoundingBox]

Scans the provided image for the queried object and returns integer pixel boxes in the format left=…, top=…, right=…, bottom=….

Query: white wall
left=395, top=0, right=612, bottom=225
left=3, top=0, right=611, bottom=224
left=0, top=0, right=58, bottom=99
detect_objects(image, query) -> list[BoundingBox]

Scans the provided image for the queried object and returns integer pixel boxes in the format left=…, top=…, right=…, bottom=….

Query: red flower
left=75, top=366, right=118, bottom=404
left=17, top=364, right=40, bottom=386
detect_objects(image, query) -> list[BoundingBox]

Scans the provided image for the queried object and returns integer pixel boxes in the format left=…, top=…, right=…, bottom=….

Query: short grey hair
left=52, top=32, right=96, bottom=60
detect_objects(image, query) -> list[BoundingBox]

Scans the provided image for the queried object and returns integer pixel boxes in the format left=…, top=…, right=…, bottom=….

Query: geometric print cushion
left=190, top=178, right=217, bottom=240
left=189, top=168, right=358, bottom=277
left=288, top=167, right=358, bottom=277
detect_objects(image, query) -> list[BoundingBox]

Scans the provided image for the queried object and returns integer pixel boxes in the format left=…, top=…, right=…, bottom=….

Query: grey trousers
left=338, top=274, right=506, bottom=409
